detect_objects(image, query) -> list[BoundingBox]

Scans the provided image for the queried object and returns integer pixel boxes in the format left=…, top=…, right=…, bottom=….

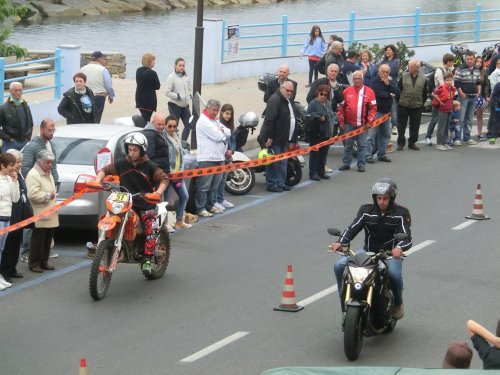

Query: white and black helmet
left=124, top=132, right=148, bottom=154
left=238, top=111, right=259, bottom=128
left=371, top=178, right=397, bottom=205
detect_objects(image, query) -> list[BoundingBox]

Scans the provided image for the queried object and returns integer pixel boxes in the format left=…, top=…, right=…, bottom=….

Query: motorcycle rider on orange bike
left=94, top=132, right=169, bottom=275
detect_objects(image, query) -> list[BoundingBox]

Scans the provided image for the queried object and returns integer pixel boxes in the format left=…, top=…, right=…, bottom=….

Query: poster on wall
left=227, top=25, right=240, bottom=54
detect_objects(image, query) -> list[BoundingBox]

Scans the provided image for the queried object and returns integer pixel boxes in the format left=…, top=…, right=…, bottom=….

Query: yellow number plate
left=110, top=192, right=128, bottom=202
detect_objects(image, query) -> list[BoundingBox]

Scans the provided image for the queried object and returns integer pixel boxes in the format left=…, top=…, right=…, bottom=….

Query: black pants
left=397, top=105, right=423, bottom=147
left=139, top=108, right=154, bottom=123
left=308, top=59, right=319, bottom=84
left=0, top=228, right=22, bottom=276
left=29, top=228, right=55, bottom=269
left=168, top=102, right=192, bottom=142
left=309, top=142, right=329, bottom=177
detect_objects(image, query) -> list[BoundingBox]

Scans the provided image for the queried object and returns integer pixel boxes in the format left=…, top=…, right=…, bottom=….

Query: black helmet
left=371, top=178, right=397, bottom=206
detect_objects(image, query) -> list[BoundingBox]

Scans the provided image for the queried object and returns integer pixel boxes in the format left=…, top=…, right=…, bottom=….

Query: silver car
left=53, top=124, right=139, bottom=230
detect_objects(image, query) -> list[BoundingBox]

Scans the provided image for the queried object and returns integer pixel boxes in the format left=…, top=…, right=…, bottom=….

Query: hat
left=442, top=341, right=473, bottom=369
left=91, top=51, right=104, bottom=60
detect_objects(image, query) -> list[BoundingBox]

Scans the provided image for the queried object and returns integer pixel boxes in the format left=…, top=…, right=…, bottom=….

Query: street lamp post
left=191, top=0, right=204, bottom=149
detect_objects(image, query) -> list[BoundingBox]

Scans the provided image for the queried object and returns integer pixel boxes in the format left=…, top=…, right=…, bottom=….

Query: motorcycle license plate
left=110, top=192, right=128, bottom=202
left=297, top=155, right=305, bottom=163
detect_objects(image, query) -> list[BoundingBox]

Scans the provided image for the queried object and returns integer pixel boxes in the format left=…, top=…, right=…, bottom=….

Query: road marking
left=452, top=220, right=476, bottom=230
left=180, top=331, right=249, bottom=363
left=296, top=240, right=435, bottom=307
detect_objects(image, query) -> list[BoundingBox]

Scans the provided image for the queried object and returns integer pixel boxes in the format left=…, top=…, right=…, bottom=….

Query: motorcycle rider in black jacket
left=331, top=178, right=412, bottom=320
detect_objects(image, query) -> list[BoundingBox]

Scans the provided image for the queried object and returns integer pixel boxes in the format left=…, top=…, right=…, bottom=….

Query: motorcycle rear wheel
left=344, top=307, right=364, bottom=361
left=225, top=167, right=255, bottom=195
left=89, top=239, right=114, bottom=301
left=285, top=158, right=302, bottom=186
left=144, top=232, right=171, bottom=280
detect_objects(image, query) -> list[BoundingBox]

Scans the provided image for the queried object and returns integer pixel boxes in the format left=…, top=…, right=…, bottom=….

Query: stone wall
left=24, top=50, right=127, bottom=79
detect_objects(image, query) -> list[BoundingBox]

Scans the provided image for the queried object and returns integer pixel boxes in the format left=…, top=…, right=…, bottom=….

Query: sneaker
left=197, top=210, right=213, bottom=218
left=392, top=303, right=404, bottom=320
left=366, top=157, right=375, bottom=164
left=141, top=259, right=152, bottom=275
left=20, top=254, right=28, bottom=263
left=325, top=166, right=333, bottom=173
left=213, top=202, right=226, bottom=211
left=0, top=275, right=13, bottom=288
left=0, top=283, right=6, bottom=291
left=435, top=145, right=447, bottom=151
left=209, top=207, right=223, bottom=214
left=489, top=138, right=497, bottom=145
left=465, top=139, right=477, bottom=145
left=425, top=137, right=432, bottom=146
left=175, top=222, right=192, bottom=229
left=453, top=139, right=462, bottom=146
left=49, top=251, right=59, bottom=259
left=220, top=200, right=234, bottom=208
left=478, top=134, right=487, bottom=140
left=166, top=224, right=176, bottom=233
left=391, top=126, right=397, bottom=135
left=444, top=144, right=453, bottom=150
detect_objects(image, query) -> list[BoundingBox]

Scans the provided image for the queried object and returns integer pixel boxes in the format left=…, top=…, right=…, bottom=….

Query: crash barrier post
left=274, top=264, right=303, bottom=312
left=0, top=117, right=389, bottom=236
left=79, top=358, right=88, bottom=375
left=465, top=183, right=490, bottom=220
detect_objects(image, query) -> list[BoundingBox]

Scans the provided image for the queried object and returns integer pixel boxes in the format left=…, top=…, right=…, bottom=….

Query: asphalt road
left=1, top=125, right=499, bottom=375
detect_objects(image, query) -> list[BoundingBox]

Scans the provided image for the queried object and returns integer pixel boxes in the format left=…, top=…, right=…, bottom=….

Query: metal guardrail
left=0, top=48, right=63, bottom=99
left=221, top=3, right=500, bottom=62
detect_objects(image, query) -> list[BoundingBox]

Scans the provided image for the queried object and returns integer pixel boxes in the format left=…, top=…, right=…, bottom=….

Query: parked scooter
left=327, top=228, right=408, bottom=361
left=85, top=181, right=171, bottom=301
left=225, top=111, right=305, bottom=195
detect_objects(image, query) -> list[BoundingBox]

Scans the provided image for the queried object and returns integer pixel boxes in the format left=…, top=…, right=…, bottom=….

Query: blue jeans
left=94, top=95, right=106, bottom=123
left=166, top=179, right=189, bottom=221
left=168, top=102, right=192, bottom=142
left=333, top=252, right=404, bottom=308
left=342, top=124, right=367, bottom=167
left=390, top=97, right=398, bottom=127
left=215, top=171, right=228, bottom=203
left=194, top=161, right=224, bottom=213
left=366, top=113, right=391, bottom=159
left=265, top=144, right=288, bottom=188
left=456, top=96, right=475, bottom=142
left=1, top=139, right=27, bottom=152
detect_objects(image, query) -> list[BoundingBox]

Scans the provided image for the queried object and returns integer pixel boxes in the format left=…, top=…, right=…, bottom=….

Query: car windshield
left=52, top=137, right=107, bottom=165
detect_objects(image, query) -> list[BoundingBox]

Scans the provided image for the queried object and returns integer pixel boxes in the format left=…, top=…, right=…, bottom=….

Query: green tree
left=0, top=0, right=28, bottom=58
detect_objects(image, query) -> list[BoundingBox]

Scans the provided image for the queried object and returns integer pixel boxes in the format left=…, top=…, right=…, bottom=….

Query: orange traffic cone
left=79, top=358, right=88, bottom=375
left=466, top=184, right=490, bottom=220
left=274, top=265, right=304, bottom=312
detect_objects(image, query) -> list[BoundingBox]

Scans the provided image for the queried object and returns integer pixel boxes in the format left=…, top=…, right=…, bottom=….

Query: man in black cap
left=80, top=51, right=115, bottom=123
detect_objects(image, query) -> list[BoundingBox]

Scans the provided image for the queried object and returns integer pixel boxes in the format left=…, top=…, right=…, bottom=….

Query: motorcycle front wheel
left=89, top=239, right=114, bottom=301
left=344, top=307, right=365, bottom=361
left=144, top=231, right=171, bottom=280
left=285, top=158, right=302, bottom=186
left=225, top=167, right=255, bottom=195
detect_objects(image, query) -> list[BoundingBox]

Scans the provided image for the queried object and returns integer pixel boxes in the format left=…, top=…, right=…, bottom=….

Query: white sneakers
left=220, top=200, right=234, bottom=208
left=198, top=210, right=213, bottom=218
left=465, top=139, right=477, bottom=145
left=453, top=140, right=462, bottom=146
left=213, top=203, right=226, bottom=212
left=435, top=145, right=447, bottom=151
left=166, top=224, right=176, bottom=233
left=209, top=206, right=224, bottom=214
left=425, top=137, right=432, bottom=146
left=0, top=275, right=13, bottom=289
left=198, top=200, right=235, bottom=218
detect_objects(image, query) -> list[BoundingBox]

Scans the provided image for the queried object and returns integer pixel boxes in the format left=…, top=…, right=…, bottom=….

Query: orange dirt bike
left=85, top=181, right=171, bottom=301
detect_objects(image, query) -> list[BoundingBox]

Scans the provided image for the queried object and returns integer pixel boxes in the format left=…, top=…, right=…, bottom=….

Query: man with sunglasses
left=259, top=81, right=296, bottom=192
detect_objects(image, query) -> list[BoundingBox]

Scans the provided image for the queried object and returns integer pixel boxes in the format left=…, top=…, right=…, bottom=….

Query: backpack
left=317, top=54, right=326, bottom=75
left=427, top=67, right=444, bottom=94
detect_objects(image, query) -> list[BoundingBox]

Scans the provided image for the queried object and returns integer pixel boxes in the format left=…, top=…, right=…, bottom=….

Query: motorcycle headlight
left=110, top=202, right=125, bottom=214
left=348, top=266, right=371, bottom=284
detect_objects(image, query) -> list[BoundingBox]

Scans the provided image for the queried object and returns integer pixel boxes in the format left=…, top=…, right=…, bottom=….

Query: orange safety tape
left=0, top=116, right=389, bottom=236
left=0, top=175, right=119, bottom=236
left=167, top=112, right=391, bottom=180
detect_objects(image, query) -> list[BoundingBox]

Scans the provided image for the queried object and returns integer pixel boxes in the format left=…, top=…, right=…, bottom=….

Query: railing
left=221, top=3, right=500, bottom=63
left=0, top=48, right=63, bottom=99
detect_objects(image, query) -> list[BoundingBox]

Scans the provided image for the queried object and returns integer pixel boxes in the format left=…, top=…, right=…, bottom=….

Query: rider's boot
left=392, top=303, right=404, bottom=320
left=141, top=258, right=152, bottom=275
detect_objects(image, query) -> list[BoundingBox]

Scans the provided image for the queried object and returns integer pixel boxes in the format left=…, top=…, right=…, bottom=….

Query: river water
left=9, top=0, right=498, bottom=80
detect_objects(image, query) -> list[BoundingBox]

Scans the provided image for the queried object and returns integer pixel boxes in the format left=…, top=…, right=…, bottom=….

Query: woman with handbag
left=0, top=149, right=31, bottom=281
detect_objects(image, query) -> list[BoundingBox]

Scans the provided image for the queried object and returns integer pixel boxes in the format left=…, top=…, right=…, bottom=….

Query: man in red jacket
left=337, top=70, right=377, bottom=172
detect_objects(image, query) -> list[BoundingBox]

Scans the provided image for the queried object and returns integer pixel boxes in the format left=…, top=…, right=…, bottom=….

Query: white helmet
left=124, top=132, right=148, bottom=153
left=238, top=111, right=259, bottom=128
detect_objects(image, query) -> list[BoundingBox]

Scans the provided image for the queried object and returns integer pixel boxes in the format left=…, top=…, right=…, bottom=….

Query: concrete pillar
left=202, top=19, right=223, bottom=84
left=57, top=44, right=81, bottom=94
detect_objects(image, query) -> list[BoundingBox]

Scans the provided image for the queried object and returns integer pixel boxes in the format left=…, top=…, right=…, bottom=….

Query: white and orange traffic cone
left=466, top=184, right=490, bottom=220
left=79, top=358, right=88, bottom=375
left=274, top=265, right=304, bottom=312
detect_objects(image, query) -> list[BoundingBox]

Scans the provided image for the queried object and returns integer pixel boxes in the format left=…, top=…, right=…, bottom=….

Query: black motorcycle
left=328, top=228, right=408, bottom=361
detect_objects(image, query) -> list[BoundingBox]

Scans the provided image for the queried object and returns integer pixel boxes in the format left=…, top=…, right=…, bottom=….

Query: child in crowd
left=442, top=341, right=473, bottom=369
left=300, top=25, right=326, bottom=87
left=432, top=72, right=455, bottom=150
left=467, top=319, right=500, bottom=370
left=0, top=153, right=20, bottom=290
left=214, top=104, right=236, bottom=212
left=448, top=100, right=461, bottom=146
